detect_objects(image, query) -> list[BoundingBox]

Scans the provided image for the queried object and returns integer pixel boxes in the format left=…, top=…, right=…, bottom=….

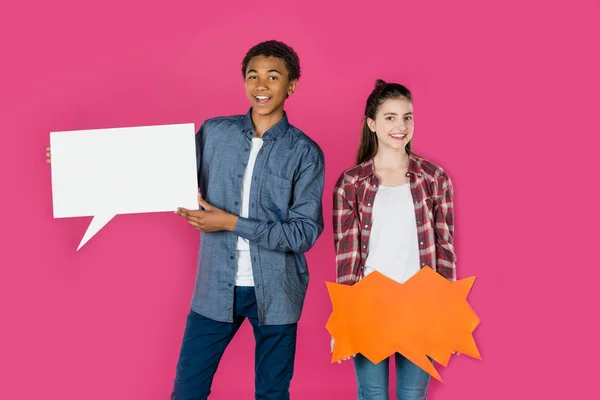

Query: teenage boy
left=171, top=40, right=325, bottom=400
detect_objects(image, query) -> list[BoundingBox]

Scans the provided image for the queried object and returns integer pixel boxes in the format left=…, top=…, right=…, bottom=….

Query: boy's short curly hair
left=241, top=40, right=301, bottom=81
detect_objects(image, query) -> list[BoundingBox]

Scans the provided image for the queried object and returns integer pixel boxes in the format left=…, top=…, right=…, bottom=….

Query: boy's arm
left=233, top=149, right=325, bottom=253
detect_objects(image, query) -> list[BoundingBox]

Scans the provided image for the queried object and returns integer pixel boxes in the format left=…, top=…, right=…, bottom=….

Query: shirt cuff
left=233, top=217, right=257, bottom=241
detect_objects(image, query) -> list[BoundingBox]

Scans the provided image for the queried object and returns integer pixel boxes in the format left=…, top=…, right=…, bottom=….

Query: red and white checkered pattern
left=332, top=153, right=456, bottom=285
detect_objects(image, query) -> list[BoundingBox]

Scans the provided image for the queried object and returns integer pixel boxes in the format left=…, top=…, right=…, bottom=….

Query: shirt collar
left=357, top=153, right=423, bottom=181
left=241, top=107, right=289, bottom=141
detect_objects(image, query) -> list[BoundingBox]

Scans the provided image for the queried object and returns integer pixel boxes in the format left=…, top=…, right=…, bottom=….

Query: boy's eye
left=269, top=76, right=278, bottom=80
left=386, top=116, right=394, bottom=121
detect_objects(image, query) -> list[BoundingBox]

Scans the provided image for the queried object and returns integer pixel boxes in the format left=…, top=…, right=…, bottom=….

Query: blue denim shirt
left=189, top=108, right=325, bottom=325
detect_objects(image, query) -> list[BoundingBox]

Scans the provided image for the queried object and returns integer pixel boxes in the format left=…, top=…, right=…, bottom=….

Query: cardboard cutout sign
left=326, top=266, right=481, bottom=382
left=50, top=123, right=198, bottom=250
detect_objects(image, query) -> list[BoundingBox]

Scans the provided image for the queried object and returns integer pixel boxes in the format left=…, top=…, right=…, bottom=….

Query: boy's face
left=244, top=55, right=298, bottom=117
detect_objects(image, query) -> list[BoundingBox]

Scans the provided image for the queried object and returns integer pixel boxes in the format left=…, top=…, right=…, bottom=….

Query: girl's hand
left=331, top=337, right=355, bottom=363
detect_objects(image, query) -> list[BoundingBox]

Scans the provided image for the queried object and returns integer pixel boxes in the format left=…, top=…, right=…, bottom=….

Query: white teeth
left=256, top=96, right=269, bottom=100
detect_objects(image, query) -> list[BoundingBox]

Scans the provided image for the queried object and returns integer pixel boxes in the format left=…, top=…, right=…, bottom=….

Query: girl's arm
left=434, top=171, right=457, bottom=281
left=332, top=174, right=362, bottom=285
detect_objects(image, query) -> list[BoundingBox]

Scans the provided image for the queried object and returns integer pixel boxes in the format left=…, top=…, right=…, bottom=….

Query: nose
left=395, top=120, right=407, bottom=132
left=255, top=76, right=269, bottom=90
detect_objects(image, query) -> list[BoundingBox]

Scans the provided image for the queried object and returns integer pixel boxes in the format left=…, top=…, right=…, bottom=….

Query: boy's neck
left=251, top=108, right=285, bottom=138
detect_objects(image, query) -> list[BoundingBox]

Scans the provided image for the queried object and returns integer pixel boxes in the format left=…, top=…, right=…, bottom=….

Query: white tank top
left=234, top=137, right=264, bottom=286
left=364, top=183, right=421, bottom=284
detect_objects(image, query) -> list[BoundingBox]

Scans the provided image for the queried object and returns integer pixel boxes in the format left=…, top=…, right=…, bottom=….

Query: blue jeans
left=171, top=286, right=298, bottom=400
left=353, top=353, right=432, bottom=400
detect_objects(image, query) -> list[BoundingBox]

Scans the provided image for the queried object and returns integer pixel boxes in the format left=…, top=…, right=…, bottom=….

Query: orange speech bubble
left=325, top=266, right=481, bottom=382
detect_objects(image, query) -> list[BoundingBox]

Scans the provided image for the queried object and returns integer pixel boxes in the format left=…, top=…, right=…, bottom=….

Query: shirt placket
left=408, top=172, right=427, bottom=269
left=222, top=137, right=251, bottom=318
left=359, top=178, right=378, bottom=278
left=248, top=138, right=270, bottom=324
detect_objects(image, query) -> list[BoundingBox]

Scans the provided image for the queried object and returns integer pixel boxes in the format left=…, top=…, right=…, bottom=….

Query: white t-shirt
left=364, top=183, right=421, bottom=284
left=235, top=138, right=264, bottom=286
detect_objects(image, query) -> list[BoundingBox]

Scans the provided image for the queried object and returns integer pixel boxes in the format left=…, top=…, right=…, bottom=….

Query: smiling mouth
left=390, top=133, right=407, bottom=140
left=255, top=95, right=271, bottom=105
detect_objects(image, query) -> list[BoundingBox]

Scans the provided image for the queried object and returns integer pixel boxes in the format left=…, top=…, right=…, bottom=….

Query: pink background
left=1, top=0, right=599, bottom=398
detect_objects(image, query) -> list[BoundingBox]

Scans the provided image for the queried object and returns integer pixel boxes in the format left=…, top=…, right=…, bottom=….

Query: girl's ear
left=367, top=118, right=376, bottom=133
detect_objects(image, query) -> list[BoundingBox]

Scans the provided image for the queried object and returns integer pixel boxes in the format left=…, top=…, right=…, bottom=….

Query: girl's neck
left=374, top=147, right=409, bottom=170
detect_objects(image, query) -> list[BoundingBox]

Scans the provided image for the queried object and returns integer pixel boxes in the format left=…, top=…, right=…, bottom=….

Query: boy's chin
left=252, top=104, right=283, bottom=116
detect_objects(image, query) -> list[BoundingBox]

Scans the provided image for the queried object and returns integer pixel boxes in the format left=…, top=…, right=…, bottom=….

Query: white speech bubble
left=50, top=123, right=199, bottom=250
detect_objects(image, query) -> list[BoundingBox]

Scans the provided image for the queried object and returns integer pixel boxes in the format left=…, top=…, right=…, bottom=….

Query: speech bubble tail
left=77, top=213, right=115, bottom=250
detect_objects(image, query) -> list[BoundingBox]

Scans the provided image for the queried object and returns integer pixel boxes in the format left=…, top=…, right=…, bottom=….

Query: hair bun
left=375, top=79, right=387, bottom=88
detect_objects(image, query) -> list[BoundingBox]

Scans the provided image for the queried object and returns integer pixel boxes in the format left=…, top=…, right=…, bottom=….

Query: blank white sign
left=50, top=123, right=198, bottom=250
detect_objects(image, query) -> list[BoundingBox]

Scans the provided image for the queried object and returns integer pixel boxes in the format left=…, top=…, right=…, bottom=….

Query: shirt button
left=230, top=255, right=234, bottom=260
left=365, top=225, right=369, bottom=228
left=244, top=149, right=249, bottom=152
left=367, top=203, right=371, bottom=206
left=406, top=173, right=410, bottom=177
left=228, top=283, right=233, bottom=287
left=238, top=174, right=243, bottom=178
left=253, top=257, right=257, bottom=262
left=420, top=242, right=424, bottom=245
left=235, top=201, right=239, bottom=205
left=363, top=245, right=366, bottom=249
left=256, top=285, right=260, bottom=289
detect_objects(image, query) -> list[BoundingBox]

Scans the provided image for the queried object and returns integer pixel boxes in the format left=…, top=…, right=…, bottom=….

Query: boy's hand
left=176, top=193, right=238, bottom=232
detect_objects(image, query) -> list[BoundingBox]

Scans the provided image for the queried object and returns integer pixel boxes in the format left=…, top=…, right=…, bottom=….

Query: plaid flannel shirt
left=332, top=153, right=456, bottom=285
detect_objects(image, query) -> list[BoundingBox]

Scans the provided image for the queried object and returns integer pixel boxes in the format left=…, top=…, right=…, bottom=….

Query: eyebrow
left=246, top=69, right=283, bottom=75
left=383, top=111, right=413, bottom=116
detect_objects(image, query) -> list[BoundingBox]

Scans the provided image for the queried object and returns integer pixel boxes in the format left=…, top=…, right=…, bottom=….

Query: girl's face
left=367, top=97, right=414, bottom=152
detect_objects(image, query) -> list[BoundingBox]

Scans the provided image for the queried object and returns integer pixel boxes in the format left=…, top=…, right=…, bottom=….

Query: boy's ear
left=287, top=79, right=299, bottom=97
